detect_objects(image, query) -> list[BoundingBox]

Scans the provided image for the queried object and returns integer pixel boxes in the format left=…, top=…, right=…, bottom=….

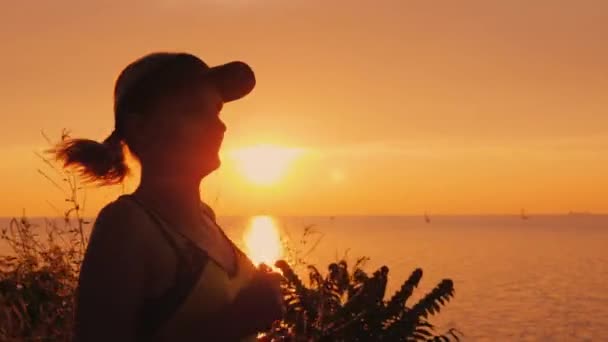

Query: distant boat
left=520, top=209, right=529, bottom=220
left=568, top=211, right=591, bottom=216
left=424, top=212, right=431, bottom=224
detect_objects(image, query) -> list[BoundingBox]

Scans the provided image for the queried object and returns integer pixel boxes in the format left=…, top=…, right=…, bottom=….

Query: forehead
left=189, top=80, right=223, bottom=103
left=157, top=80, right=223, bottom=112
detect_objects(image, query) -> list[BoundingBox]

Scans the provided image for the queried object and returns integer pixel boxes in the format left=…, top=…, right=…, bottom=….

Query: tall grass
left=1, top=132, right=88, bottom=341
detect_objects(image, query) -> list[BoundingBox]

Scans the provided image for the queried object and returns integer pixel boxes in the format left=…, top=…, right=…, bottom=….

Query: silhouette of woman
left=53, top=52, right=283, bottom=341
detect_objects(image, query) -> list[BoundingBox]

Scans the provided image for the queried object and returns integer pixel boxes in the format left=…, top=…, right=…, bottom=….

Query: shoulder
left=80, top=196, right=160, bottom=287
left=93, top=195, right=152, bottom=232
left=88, top=195, right=157, bottom=254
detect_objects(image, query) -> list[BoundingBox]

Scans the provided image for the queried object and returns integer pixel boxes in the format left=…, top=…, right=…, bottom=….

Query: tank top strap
left=119, top=194, right=209, bottom=340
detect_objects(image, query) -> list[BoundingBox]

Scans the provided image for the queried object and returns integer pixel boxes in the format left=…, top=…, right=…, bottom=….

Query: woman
left=54, top=52, right=284, bottom=341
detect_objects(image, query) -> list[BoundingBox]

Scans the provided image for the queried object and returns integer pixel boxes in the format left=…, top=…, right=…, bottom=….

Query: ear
left=122, top=114, right=150, bottom=152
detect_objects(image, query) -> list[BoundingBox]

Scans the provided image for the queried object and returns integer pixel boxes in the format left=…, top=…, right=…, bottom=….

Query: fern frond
left=409, top=279, right=455, bottom=320
left=385, top=268, right=423, bottom=319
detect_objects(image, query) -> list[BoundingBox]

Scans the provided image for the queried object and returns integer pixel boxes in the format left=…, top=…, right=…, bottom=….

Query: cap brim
left=206, top=61, right=256, bottom=102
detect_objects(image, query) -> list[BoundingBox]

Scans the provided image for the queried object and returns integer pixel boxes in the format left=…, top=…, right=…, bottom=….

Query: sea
left=2, top=214, right=607, bottom=341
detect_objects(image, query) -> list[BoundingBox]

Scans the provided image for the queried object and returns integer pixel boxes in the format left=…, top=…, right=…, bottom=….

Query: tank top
left=121, top=195, right=257, bottom=341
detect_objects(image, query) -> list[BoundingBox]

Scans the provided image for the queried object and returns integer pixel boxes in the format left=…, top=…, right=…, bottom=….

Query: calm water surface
left=2, top=215, right=607, bottom=341
left=221, top=215, right=608, bottom=341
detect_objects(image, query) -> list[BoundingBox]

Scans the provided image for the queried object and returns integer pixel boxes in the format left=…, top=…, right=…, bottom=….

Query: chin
left=198, top=157, right=221, bottom=176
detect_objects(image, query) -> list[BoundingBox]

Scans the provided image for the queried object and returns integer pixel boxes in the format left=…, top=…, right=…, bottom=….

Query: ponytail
left=51, top=130, right=129, bottom=185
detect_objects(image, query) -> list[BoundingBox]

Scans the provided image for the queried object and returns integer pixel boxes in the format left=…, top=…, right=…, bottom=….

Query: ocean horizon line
left=1, top=212, right=606, bottom=221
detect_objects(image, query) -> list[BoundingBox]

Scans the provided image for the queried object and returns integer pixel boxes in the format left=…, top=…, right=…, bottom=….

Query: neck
left=135, top=168, right=205, bottom=222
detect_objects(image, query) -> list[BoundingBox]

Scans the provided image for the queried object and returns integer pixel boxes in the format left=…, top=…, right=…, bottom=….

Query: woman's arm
left=74, top=201, right=149, bottom=342
left=198, top=270, right=285, bottom=340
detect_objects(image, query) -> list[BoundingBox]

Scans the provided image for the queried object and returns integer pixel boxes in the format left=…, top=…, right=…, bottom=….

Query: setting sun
left=229, top=145, right=303, bottom=186
left=243, top=215, right=283, bottom=266
left=1, top=2, right=607, bottom=341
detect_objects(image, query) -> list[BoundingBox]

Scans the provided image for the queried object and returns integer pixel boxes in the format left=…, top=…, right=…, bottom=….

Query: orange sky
left=1, top=0, right=607, bottom=216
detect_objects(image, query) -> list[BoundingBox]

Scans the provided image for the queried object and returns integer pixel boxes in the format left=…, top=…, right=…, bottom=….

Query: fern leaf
left=408, top=279, right=454, bottom=320
left=385, top=268, right=423, bottom=319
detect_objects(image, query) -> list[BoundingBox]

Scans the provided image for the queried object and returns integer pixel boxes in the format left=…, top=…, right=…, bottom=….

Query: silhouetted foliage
left=0, top=132, right=88, bottom=341
left=260, top=260, right=460, bottom=341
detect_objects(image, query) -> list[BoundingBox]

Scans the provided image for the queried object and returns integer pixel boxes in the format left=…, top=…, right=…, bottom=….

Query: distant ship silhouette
left=424, top=212, right=431, bottom=224
left=568, top=211, right=591, bottom=216
left=520, top=209, right=529, bottom=220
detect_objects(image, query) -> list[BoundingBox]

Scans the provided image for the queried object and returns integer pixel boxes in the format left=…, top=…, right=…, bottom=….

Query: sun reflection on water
left=243, top=215, right=283, bottom=267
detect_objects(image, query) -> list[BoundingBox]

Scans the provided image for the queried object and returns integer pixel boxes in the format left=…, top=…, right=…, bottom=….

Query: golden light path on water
left=243, top=215, right=283, bottom=267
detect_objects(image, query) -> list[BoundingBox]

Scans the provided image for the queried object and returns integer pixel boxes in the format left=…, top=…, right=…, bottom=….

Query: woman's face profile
left=138, top=82, right=227, bottom=176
